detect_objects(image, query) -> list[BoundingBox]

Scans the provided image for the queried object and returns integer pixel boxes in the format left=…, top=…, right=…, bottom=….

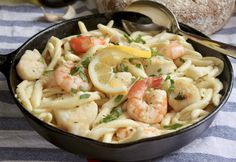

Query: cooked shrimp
left=159, top=41, right=185, bottom=60
left=126, top=77, right=167, bottom=124
left=168, top=78, right=201, bottom=112
left=54, top=63, right=91, bottom=93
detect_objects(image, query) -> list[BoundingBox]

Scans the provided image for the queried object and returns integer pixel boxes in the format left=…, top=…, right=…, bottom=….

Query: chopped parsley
left=114, top=95, right=123, bottom=103
left=135, top=35, right=146, bottom=44
left=119, top=63, right=128, bottom=72
left=79, top=72, right=88, bottom=82
left=149, top=74, right=157, bottom=77
left=70, top=88, right=78, bottom=94
left=70, top=66, right=88, bottom=81
left=70, top=66, right=81, bottom=75
left=150, top=47, right=162, bottom=56
left=123, top=34, right=146, bottom=44
left=124, top=34, right=133, bottom=43
left=165, top=75, right=175, bottom=92
left=79, top=93, right=90, bottom=99
left=163, top=123, right=183, bottom=130
left=135, top=63, right=142, bottom=68
left=175, top=92, right=186, bottom=100
left=100, top=107, right=123, bottom=123
left=38, top=57, right=45, bottom=64
left=157, top=68, right=162, bottom=73
left=81, top=57, right=91, bottom=69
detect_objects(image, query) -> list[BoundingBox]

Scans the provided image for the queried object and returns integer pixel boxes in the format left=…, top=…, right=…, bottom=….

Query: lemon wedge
left=88, top=46, right=150, bottom=94
left=107, top=45, right=151, bottom=58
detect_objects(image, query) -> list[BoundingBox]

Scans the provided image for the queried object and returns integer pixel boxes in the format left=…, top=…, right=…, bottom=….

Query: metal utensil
left=123, top=0, right=236, bottom=58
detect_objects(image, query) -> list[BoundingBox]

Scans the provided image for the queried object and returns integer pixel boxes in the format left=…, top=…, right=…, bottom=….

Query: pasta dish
left=15, top=20, right=223, bottom=143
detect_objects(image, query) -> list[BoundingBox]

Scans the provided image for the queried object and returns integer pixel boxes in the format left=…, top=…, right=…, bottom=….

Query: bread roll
left=96, top=0, right=236, bottom=35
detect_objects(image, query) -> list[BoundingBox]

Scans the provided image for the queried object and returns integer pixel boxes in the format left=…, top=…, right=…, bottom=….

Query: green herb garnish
left=175, top=92, right=185, bottom=100
left=70, top=88, right=78, bottom=94
left=165, top=75, right=175, bottom=92
left=70, top=66, right=81, bottom=76
left=135, top=64, right=142, bottom=68
left=124, top=34, right=133, bottom=43
left=81, top=57, right=91, bottom=69
left=114, top=95, right=123, bottom=103
left=163, top=123, right=183, bottom=130
left=38, top=57, right=45, bottom=64
left=119, top=63, right=128, bottom=72
left=100, top=107, right=123, bottom=123
left=135, top=35, right=146, bottom=44
left=150, top=47, right=162, bottom=56
left=79, top=72, right=88, bottom=81
left=157, top=68, right=162, bottom=73
left=79, top=94, right=90, bottom=99
left=124, top=34, right=146, bottom=44
left=70, top=66, right=88, bottom=81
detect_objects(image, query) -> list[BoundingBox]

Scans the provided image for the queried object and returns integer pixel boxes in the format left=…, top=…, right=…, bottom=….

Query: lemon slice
left=108, top=45, right=151, bottom=58
left=88, top=46, right=150, bottom=94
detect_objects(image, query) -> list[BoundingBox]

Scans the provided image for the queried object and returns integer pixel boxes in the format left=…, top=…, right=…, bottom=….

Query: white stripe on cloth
left=0, top=9, right=92, bottom=22
left=210, top=33, right=236, bottom=45
left=222, top=16, right=236, bottom=29
left=0, top=26, right=44, bottom=37
left=211, top=111, right=236, bottom=129
left=0, top=130, right=55, bottom=148
left=177, top=136, right=236, bottom=159
left=228, top=88, right=236, bottom=103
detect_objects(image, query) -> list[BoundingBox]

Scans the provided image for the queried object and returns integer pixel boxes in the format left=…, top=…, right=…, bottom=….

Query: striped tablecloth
left=0, top=1, right=236, bottom=162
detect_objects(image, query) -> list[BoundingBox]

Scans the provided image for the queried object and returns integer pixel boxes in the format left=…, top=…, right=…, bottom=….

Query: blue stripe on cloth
left=201, top=126, right=236, bottom=141
left=0, top=5, right=65, bottom=14
left=0, top=147, right=86, bottom=162
left=0, top=75, right=6, bottom=80
left=0, top=90, right=15, bottom=104
left=0, top=49, right=15, bottom=54
left=156, top=152, right=235, bottom=162
left=0, top=3, right=89, bottom=14
left=221, top=102, right=236, bottom=112
left=0, top=36, right=28, bottom=43
left=215, top=27, right=236, bottom=35
left=0, top=117, right=32, bottom=130
left=0, top=20, right=51, bottom=28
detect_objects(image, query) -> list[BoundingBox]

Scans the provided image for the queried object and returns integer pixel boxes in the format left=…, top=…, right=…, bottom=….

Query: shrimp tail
left=128, top=77, right=163, bottom=99
left=147, top=77, right=163, bottom=89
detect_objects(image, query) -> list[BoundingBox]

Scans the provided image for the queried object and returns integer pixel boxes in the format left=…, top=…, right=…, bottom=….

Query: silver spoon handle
left=179, top=30, right=236, bottom=58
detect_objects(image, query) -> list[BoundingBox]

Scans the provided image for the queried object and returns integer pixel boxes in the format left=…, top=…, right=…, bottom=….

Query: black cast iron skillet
left=0, top=13, right=233, bottom=161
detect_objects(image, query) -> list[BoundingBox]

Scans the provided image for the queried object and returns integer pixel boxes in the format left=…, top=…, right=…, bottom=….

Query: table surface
left=0, top=1, right=236, bottom=162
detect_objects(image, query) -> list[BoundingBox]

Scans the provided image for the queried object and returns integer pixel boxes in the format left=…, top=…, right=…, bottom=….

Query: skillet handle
left=0, top=52, right=14, bottom=77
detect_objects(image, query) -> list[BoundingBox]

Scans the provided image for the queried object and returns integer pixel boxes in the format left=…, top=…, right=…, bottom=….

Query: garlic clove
left=42, top=6, right=76, bottom=22
left=62, top=5, right=76, bottom=20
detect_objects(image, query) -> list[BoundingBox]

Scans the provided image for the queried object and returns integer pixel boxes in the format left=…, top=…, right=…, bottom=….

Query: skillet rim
left=7, top=13, right=234, bottom=148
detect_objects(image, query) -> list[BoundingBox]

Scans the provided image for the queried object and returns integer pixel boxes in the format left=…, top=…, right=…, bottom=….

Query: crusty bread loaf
left=96, top=0, right=236, bottom=35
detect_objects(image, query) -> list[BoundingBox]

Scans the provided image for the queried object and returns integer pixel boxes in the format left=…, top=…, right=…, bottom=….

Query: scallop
left=168, top=78, right=201, bottom=112
left=53, top=101, right=98, bottom=136
left=16, top=49, right=46, bottom=81
left=144, top=56, right=177, bottom=76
